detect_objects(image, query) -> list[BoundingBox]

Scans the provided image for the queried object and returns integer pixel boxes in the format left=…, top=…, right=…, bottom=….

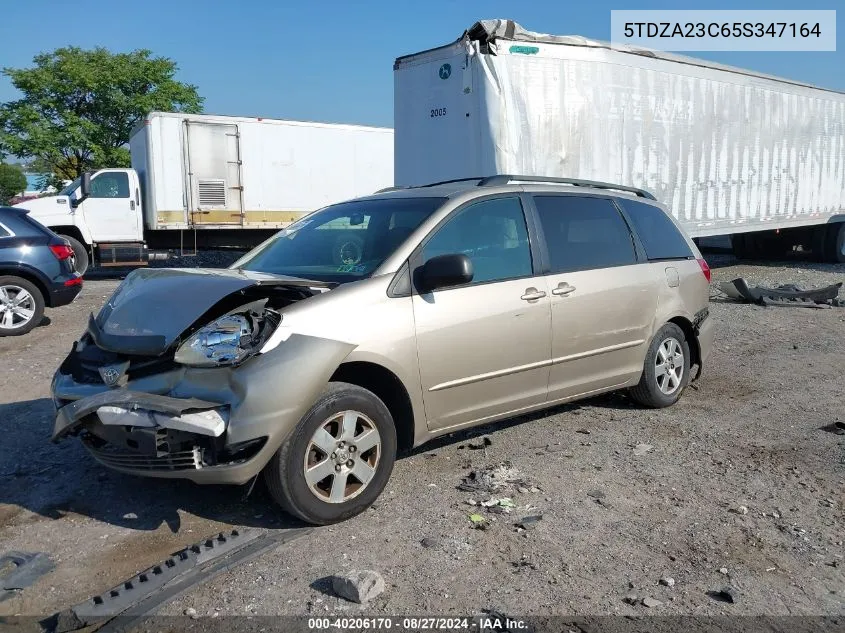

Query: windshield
left=59, top=177, right=80, bottom=197
left=231, top=197, right=446, bottom=283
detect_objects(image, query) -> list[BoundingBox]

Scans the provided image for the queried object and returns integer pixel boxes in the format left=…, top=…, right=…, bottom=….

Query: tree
left=0, top=163, right=27, bottom=205
left=0, top=47, right=203, bottom=179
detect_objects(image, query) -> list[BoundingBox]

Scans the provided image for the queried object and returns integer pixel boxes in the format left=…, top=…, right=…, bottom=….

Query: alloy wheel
left=303, top=410, right=382, bottom=503
left=0, top=285, right=36, bottom=330
left=655, top=337, right=684, bottom=395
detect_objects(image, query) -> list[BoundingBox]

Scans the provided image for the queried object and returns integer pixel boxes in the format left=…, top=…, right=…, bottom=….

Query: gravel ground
left=0, top=253, right=843, bottom=623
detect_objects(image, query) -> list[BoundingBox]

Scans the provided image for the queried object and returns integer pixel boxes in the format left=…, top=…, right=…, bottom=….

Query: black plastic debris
left=720, top=278, right=843, bottom=308
left=516, top=515, right=543, bottom=530
left=0, top=551, right=55, bottom=602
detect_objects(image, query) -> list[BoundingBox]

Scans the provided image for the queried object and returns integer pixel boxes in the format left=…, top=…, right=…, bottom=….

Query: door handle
left=130, top=200, right=135, bottom=210
left=552, top=282, right=576, bottom=296
left=520, top=288, right=547, bottom=301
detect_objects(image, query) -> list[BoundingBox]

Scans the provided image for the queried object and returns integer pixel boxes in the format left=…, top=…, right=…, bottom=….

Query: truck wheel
left=731, top=234, right=759, bottom=260
left=0, top=276, right=45, bottom=336
left=59, top=235, right=89, bottom=275
left=822, top=223, right=845, bottom=263
left=812, top=225, right=830, bottom=262
left=628, top=323, right=691, bottom=409
left=262, top=382, right=397, bottom=525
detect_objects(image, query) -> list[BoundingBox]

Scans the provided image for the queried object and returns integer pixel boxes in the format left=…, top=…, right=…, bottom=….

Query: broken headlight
left=174, top=314, right=258, bottom=367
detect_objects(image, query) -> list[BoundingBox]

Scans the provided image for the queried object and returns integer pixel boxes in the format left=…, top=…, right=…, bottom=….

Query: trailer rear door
left=184, top=121, right=244, bottom=225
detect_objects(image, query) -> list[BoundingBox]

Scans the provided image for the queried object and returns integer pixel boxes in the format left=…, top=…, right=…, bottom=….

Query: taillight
left=697, top=258, right=711, bottom=283
left=50, top=243, right=74, bottom=260
left=64, top=277, right=83, bottom=287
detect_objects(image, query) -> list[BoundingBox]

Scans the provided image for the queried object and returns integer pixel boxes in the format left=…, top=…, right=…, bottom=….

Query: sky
left=0, top=0, right=842, bottom=128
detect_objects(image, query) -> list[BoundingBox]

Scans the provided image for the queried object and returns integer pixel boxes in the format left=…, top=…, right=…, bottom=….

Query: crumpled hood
left=92, top=267, right=329, bottom=355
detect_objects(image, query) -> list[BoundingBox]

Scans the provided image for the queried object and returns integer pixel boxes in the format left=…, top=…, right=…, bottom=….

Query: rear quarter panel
left=652, top=258, right=710, bottom=341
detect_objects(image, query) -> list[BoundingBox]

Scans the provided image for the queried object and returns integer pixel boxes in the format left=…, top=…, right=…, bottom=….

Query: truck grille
left=83, top=436, right=203, bottom=472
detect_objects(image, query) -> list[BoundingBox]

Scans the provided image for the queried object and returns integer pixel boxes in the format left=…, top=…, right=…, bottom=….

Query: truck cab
left=13, top=168, right=144, bottom=274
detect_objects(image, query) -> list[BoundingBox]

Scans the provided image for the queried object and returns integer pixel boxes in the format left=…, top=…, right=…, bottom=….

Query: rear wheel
left=822, top=223, right=845, bottom=263
left=629, top=323, right=691, bottom=408
left=0, top=276, right=45, bottom=336
left=262, top=382, right=397, bottom=525
left=731, top=234, right=760, bottom=260
left=58, top=234, right=89, bottom=275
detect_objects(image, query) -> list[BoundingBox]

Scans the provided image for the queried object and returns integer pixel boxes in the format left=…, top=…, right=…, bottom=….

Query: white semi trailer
left=15, top=112, right=394, bottom=273
left=393, top=20, right=845, bottom=262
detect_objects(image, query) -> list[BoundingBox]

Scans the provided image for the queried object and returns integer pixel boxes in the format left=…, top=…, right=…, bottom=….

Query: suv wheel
left=0, top=276, right=45, bottom=337
left=263, top=382, right=397, bottom=525
left=629, top=323, right=691, bottom=408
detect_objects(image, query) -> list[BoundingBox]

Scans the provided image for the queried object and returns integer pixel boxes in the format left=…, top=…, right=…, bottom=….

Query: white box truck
left=393, top=20, right=845, bottom=262
left=15, top=112, right=394, bottom=273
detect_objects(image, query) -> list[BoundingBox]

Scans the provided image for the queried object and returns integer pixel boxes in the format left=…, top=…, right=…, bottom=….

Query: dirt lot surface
left=0, top=255, right=843, bottom=625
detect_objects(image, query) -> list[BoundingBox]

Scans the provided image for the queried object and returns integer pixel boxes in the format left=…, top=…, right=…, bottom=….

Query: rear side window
left=0, top=223, right=11, bottom=238
left=533, top=196, right=637, bottom=273
left=617, top=199, right=693, bottom=261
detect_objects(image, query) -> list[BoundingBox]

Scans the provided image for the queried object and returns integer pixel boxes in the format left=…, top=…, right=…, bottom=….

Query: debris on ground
left=420, top=537, right=439, bottom=549
left=587, top=490, right=605, bottom=499
left=0, top=551, right=55, bottom=602
left=458, top=462, right=533, bottom=494
left=623, top=593, right=639, bottom=605
left=708, top=586, right=738, bottom=604
left=719, top=278, right=844, bottom=308
left=331, top=570, right=386, bottom=604
left=731, top=505, right=749, bottom=515
left=122, top=512, right=138, bottom=520
left=576, top=429, right=591, bottom=435
left=659, top=577, right=676, bottom=587
left=184, top=607, right=198, bottom=619
left=515, top=515, right=543, bottom=530
left=468, top=514, right=490, bottom=530
left=642, top=596, right=663, bottom=608
left=633, top=443, right=654, bottom=456
left=820, top=422, right=845, bottom=435
left=719, top=567, right=729, bottom=575
left=481, top=498, right=515, bottom=514
left=467, top=435, right=493, bottom=450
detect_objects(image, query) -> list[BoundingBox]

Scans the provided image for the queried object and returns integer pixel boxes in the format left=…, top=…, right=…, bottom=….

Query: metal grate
left=197, top=179, right=227, bottom=207
left=83, top=437, right=203, bottom=471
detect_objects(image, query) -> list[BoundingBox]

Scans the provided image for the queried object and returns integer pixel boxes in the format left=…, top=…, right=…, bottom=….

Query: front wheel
left=628, top=323, right=691, bottom=408
left=263, top=382, right=397, bottom=525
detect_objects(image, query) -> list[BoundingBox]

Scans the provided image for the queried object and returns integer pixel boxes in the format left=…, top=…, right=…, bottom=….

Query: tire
left=59, top=234, right=89, bottom=275
left=731, top=234, right=758, bottom=260
left=262, top=381, right=397, bottom=525
left=812, top=225, right=830, bottom=262
left=822, top=222, right=845, bottom=264
left=0, top=276, right=45, bottom=337
left=628, top=323, right=691, bottom=409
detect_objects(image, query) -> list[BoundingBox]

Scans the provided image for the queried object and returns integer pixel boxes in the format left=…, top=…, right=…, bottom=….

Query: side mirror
left=80, top=172, right=92, bottom=198
left=418, top=253, right=473, bottom=293
left=72, top=172, right=92, bottom=208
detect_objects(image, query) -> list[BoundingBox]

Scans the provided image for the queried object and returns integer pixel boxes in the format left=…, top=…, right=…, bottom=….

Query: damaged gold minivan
left=51, top=176, right=714, bottom=525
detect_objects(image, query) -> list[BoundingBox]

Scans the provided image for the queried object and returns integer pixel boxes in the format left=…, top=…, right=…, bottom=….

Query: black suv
left=0, top=206, right=83, bottom=336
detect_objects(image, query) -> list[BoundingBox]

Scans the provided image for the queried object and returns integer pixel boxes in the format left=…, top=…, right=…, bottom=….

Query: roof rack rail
left=477, top=175, right=656, bottom=200
left=374, top=178, right=487, bottom=194
left=374, top=186, right=410, bottom=193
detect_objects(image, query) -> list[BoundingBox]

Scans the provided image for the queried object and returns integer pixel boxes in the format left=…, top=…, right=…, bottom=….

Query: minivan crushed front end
left=50, top=268, right=354, bottom=484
